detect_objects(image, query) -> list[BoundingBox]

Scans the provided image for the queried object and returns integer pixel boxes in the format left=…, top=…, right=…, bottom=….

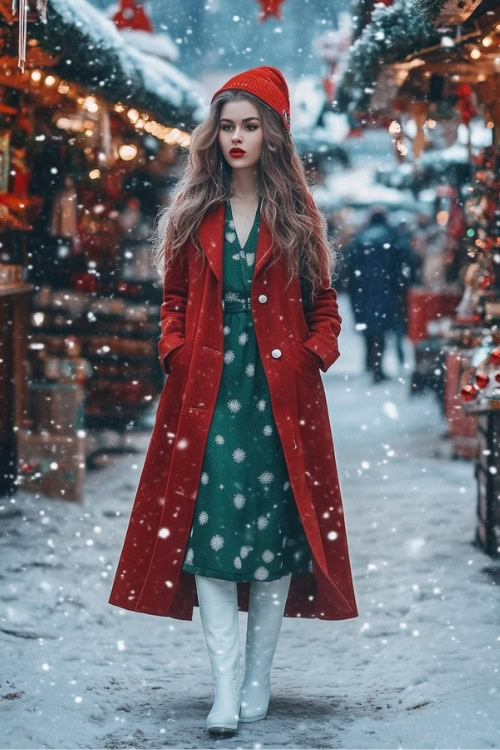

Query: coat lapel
left=198, top=200, right=274, bottom=285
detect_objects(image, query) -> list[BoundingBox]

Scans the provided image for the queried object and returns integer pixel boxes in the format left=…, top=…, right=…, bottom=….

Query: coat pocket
left=165, top=339, right=187, bottom=373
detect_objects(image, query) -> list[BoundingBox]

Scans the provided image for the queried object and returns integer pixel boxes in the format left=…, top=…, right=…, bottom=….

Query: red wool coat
left=108, top=201, right=359, bottom=622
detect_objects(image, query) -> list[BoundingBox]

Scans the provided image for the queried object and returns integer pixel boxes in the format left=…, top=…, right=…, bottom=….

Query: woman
left=108, top=66, right=358, bottom=737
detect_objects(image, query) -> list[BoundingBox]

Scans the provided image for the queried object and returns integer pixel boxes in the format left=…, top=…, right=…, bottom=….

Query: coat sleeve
left=302, top=272, right=342, bottom=373
left=301, top=194, right=342, bottom=373
left=157, top=250, right=189, bottom=374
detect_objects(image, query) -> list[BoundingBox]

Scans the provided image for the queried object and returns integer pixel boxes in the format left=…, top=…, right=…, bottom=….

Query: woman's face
left=218, top=99, right=264, bottom=169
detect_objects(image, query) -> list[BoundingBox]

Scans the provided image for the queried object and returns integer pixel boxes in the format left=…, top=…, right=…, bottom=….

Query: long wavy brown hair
left=150, top=89, right=337, bottom=302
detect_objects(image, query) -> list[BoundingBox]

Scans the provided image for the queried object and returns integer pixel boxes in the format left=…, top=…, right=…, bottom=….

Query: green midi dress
left=181, top=199, right=313, bottom=582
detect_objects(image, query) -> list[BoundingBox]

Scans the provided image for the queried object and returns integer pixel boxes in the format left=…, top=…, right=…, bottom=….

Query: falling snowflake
left=185, top=548, right=194, bottom=565
left=215, top=434, right=225, bottom=445
left=200, top=472, right=209, bottom=485
left=263, top=425, right=272, bottom=436
left=233, top=493, right=246, bottom=509
left=210, top=534, right=224, bottom=551
left=257, top=515, right=269, bottom=530
left=238, top=332, right=248, bottom=345
left=223, top=325, right=231, bottom=335
left=245, top=363, right=255, bottom=377
left=254, top=566, right=269, bottom=580
left=232, top=447, right=246, bottom=463
left=258, top=471, right=274, bottom=485
left=224, top=350, right=235, bottom=364
left=246, top=253, right=255, bottom=266
left=226, top=231, right=236, bottom=243
left=262, top=550, right=274, bottom=563
left=240, top=545, right=253, bottom=559
left=199, top=511, right=209, bottom=525
left=257, top=399, right=266, bottom=411
left=234, top=556, right=242, bottom=569
left=228, top=399, right=242, bottom=413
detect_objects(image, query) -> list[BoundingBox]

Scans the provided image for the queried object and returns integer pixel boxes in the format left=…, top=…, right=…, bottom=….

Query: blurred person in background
left=342, top=206, right=406, bottom=383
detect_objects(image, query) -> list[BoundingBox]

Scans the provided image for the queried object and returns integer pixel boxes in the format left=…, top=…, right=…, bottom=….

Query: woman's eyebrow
left=220, top=117, right=261, bottom=123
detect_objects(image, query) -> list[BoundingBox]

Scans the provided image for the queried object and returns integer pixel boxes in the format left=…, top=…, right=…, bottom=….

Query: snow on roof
left=32, top=0, right=207, bottom=128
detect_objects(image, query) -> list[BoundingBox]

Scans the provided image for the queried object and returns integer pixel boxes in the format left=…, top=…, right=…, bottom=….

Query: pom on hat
left=211, top=65, right=291, bottom=131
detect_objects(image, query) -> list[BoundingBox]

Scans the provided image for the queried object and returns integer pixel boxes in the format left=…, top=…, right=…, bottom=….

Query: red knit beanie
left=210, top=65, right=291, bottom=131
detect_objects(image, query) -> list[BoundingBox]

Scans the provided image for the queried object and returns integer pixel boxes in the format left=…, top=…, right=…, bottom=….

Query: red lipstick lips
left=229, top=148, right=246, bottom=158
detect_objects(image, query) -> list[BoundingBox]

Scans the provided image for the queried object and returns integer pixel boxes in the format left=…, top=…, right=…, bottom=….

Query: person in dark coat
left=342, top=206, right=403, bottom=382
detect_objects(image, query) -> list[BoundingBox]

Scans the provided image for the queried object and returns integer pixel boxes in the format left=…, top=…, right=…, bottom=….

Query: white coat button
left=258, top=294, right=268, bottom=303
left=271, top=348, right=282, bottom=359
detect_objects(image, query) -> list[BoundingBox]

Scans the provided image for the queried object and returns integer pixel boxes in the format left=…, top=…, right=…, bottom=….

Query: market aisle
left=1, top=292, right=499, bottom=750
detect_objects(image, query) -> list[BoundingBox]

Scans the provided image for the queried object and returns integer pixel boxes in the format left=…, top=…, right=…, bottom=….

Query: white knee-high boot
left=239, top=573, right=292, bottom=722
left=195, top=575, right=241, bottom=736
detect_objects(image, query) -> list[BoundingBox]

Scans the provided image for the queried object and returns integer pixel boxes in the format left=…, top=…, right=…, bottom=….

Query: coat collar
left=198, top=201, right=274, bottom=285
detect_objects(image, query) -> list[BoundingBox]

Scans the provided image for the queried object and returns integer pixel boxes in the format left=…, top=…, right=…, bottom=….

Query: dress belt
left=222, top=297, right=252, bottom=313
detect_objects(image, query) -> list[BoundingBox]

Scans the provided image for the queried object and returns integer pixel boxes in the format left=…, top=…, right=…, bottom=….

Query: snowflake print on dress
left=245, top=363, right=255, bottom=377
left=224, top=350, right=235, bottom=365
left=283, top=480, right=290, bottom=491
left=223, top=325, right=231, bottom=335
left=233, top=493, right=246, bottom=509
left=215, top=434, right=225, bottom=445
left=224, top=291, right=240, bottom=303
left=238, top=332, right=248, bottom=345
left=257, top=399, right=266, bottom=411
left=227, top=398, right=242, bottom=413
left=226, top=231, right=236, bottom=244
left=232, top=448, right=246, bottom=463
left=262, top=550, right=275, bottom=563
left=254, top=566, right=269, bottom=580
left=263, top=425, right=273, bottom=436
left=186, top=548, right=194, bottom=565
left=200, top=472, right=209, bottom=485
left=245, top=253, right=255, bottom=267
left=234, top=556, right=242, bottom=569
left=257, top=515, right=269, bottom=530
left=199, top=511, right=209, bottom=525
left=258, top=470, right=274, bottom=485
left=240, top=545, right=253, bottom=559
left=210, top=534, right=224, bottom=551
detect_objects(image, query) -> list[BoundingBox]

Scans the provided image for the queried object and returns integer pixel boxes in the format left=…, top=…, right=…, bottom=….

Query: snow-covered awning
left=335, top=0, right=439, bottom=115
left=29, top=0, right=207, bottom=129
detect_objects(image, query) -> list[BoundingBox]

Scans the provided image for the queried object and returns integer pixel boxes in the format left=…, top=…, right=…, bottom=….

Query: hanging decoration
left=111, top=0, right=153, bottom=32
left=12, top=0, right=48, bottom=73
left=257, top=0, right=287, bottom=22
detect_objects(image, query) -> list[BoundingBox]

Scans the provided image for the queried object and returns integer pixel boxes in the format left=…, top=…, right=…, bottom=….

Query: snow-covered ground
left=2, top=293, right=499, bottom=750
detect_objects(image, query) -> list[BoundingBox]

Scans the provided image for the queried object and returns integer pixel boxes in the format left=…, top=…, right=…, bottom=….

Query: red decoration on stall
left=490, top=349, right=500, bottom=366
left=460, top=384, right=479, bottom=402
left=475, top=372, right=490, bottom=389
left=495, top=373, right=500, bottom=384
left=456, top=84, right=476, bottom=125
left=112, top=0, right=153, bottom=32
left=257, top=0, right=286, bottom=21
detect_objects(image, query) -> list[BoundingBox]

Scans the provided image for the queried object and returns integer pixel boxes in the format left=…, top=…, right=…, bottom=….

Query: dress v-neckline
left=227, top=198, right=261, bottom=253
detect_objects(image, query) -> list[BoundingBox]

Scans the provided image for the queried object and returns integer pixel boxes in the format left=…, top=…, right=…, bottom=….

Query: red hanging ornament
left=490, top=349, right=500, bottom=366
left=257, top=0, right=286, bottom=21
left=460, top=384, right=479, bottom=402
left=494, top=373, right=500, bottom=384
left=112, top=0, right=153, bottom=32
left=475, top=372, right=489, bottom=389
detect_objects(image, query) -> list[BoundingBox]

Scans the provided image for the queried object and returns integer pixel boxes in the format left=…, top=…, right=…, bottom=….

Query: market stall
left=0, top=0, right=204, bottom=499
left=337, top=0, right=500, bottom=553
